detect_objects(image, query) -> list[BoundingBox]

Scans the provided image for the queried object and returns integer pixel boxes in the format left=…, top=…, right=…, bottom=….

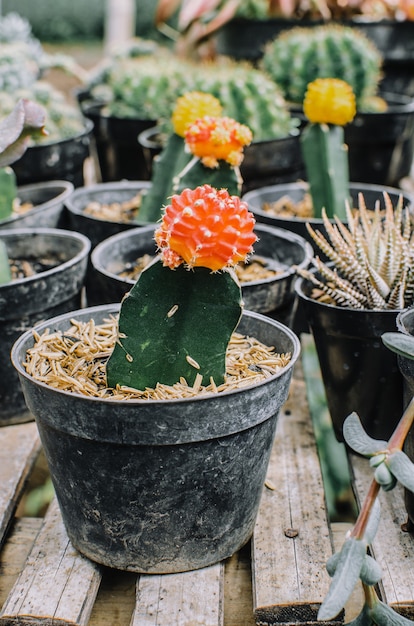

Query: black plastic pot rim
left=0, top=228, right=91, bottom=289
left=26, top=118, right=94, bottom=150
left=0, top=181, right=74, bottom=228
left=397, top=306, right=414, bottom=333
left=242, top=181, right=414, bottom=225
left=90, top=222, right=314, bottom=288
left=65, top=181, right=152, bottom=217
left=11, top=304, right=300, bottom=407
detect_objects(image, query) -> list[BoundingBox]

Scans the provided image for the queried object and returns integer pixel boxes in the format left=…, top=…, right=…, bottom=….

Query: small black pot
left=0, top=181, right=74, bottom=231
left=11, top=120, right=94, bottom=188
left=88, top=223, right=313, bottom=330
left=0, top=228, right=91, bottom=425
left=80, top=101, right=157, bottom=182
left=242, top=181, right=414, bottom=256
left=64, top=180, right=152, bottom=250
left=295, top=271, right=404, bottom=442
left=12, top=304, right=300, bottom=573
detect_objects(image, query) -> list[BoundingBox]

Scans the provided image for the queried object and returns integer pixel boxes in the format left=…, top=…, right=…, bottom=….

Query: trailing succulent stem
left=319, top=398, right=414, bottom=624
left=106, top=184, right=257, bottom=391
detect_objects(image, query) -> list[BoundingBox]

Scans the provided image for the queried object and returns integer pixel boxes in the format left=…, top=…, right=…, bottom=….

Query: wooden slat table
left=1, top=352, right=413, bottom=625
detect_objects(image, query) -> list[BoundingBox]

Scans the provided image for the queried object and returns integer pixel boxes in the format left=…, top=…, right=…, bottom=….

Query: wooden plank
left=224, top=543, right=256, bottom=626
left=132, top=563, right=223, bottom=626
left=0, top=499, right=102, bottom=626
left=350, top=452, right=414, bottom=618
left=252, top=374, right=343, bottom=625
left=0, top=422, right=41, bottom=547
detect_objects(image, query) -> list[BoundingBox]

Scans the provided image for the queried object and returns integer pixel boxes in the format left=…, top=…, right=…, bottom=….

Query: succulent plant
left=260, top=24, right=383, bottom=110
left=106, top=184, right=257, bottom=390
left=139, top=91, right=252, bottom=222
left=0, top=98, right=47, bottom=283
left=300, top=77, right=356, bottom=219
left=297, top=193, right=414, bottom=310
left=86, top=53, right=296, bottom=140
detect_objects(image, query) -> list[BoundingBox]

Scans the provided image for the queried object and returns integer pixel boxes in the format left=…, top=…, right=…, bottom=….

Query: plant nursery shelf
left=0, top=348, right=414, bottom=625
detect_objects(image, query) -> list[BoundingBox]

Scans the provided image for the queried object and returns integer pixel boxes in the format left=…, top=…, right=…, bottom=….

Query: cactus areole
left=106, top=184, right=257, bottom=391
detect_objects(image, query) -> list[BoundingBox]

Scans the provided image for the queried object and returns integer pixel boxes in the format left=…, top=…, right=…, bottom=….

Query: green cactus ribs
left=106, top=259, right=243, bottom=391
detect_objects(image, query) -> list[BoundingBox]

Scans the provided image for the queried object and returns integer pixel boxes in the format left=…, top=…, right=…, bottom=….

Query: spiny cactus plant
left=260, top=24, right=383, bottom=111
left=106, top=184, right=257, bottom=390
left=297, top=193, right=414, bottom=310
left=86, top=53, right=296, bottom=140
left=139, top=91, right=252, bottom=222
left=300, top=77, right=356, bottom=219
left=318, top=402, right=414, bottom=624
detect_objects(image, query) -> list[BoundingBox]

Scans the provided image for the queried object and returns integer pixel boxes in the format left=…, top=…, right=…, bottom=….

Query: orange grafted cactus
left=184, top=116, right=253, bottom=168
left=155, top=184, right=257, bottom=271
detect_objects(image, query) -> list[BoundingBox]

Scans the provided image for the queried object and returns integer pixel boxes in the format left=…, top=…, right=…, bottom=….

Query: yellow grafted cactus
left=303, top=78, right=356, bottom=126
left=300, top=78, right=357, bottom=220
left=172, top=91, right=223, bottom=137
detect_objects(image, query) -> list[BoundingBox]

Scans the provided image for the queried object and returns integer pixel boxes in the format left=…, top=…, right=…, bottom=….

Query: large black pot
left=242, top=181, right=414, bottom=256
left=295, top=271, right=404, bottom=442
left=12, top=304, right=300, bottom=573
left=11, top=120, right=94, bottom=188
left=88, top=223, right=313, bottom=330
left=0, top=181, right=74, bottom=231
left=0, top=228, right=91, bottom=425
left=80, top=101, right=157, bottom=182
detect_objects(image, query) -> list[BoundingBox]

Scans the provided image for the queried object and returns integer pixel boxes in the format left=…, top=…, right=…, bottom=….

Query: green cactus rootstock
left=300, top=123, right=350, bottom=219
left=0, top=240, right=11, bottom=284
left=0, top=166, right=17, bottom=221
left=138, top=133, right=191, bottom=223
left=106, top=259, right=243, bottom=391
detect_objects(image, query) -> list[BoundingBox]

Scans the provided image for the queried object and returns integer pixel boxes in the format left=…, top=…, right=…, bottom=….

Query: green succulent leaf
left=382, top=332, right=414, bottom=360
left=359, top=554, right=382, bottom=586
left=374, top=463, right=397, bottom=491
left=370, top=600, right=414, bottom=625
left=318, top=537, right=368, bottom=620
left=344, top=604, right=373, bottom=625
left=343, top=413, right=388, bottom=456
left=326, top=551, right=341, bottom=577
left=364, top=499, right=381, bottom=544
left=387, top=450, right=414, bottom=493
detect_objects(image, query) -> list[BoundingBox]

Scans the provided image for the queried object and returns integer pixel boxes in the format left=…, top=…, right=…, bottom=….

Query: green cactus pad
left=0, top=166, right=17, bottom=221
left=300, top=123, right=349, bottom=219
left=106, top=258, right=243, bottom=390
left=138, top=133, right=192, bottom=223
left=0, top=240, right=11, bottom=284
left=173, top=159, right=242, bottom=198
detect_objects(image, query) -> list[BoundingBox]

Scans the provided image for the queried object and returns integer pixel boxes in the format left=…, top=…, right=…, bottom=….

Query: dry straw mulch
left=24, top=315, right=292, bottom=401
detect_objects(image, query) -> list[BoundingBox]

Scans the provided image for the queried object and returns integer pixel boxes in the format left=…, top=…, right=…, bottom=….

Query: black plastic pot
left=12, top=304, right=300, bottom=573
left=242, top=181, right=414, bottom=256
left=64, top=180, right=152, bottom=250
left=80, top=101, right=157, bottom=182
left=0, top=228, right=91, bottom=425
left=11, top=120, right=94, bottom=188
left=295, top=271, right=404, bottom=442
left=0, top=181, right=74, bottom=231
left=88, top=223, right=313, bottom=329
left=137, top=126, right=306, bottom=194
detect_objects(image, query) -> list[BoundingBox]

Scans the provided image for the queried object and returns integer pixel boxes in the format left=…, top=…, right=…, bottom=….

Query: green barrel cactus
left=260, top=24, right=383, bottom=110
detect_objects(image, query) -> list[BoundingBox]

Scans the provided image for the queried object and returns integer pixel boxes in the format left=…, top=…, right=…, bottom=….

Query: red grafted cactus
left=155, top=185, right=257, bottom=271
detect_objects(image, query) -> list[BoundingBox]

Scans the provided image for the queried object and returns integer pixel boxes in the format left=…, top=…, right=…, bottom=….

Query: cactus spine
left=106, top=185, right=257, bottom=390
left=261, top=24, right=382, bottom=109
